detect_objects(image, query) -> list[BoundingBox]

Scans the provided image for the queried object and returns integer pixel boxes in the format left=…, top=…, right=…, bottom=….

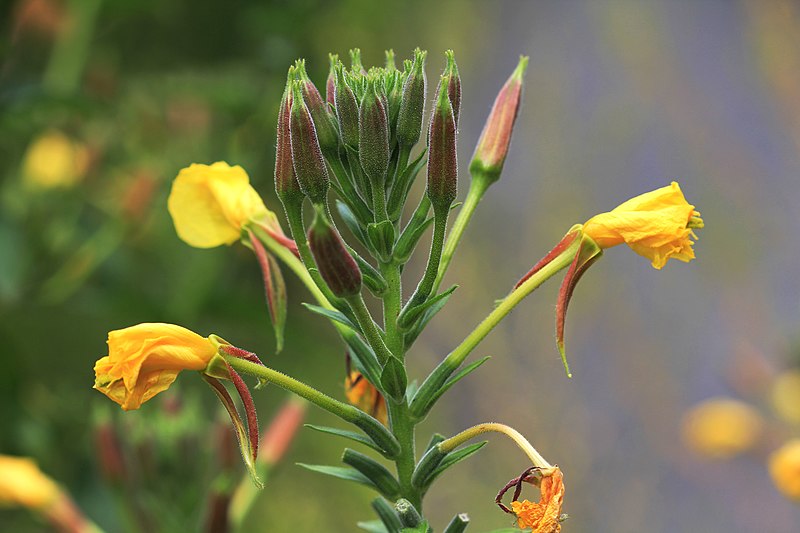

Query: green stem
left=280, top=203, right=349, bottom=311
left=380, top=261, right=403, bottom=357
left=247, top=223, right=329, bottom=310
left=439, top=423, right=551, bottom=469
left=399, top=203, right=449, bottom=321
left=224, top=356, right=398, bottom=456
left=386, top=401, right=420, bottom=510
left=346, top=294, right=395, bottom=365
left=410, top=236, right=580, bottom=417
left=371, top=175, right=389, bottom=223
left=329, top=155, right=372, bottom=223
left=432, top=177, right=490, bottom=294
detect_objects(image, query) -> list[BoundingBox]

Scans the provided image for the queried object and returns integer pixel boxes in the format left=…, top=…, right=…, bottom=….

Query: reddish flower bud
left=436, top=50, right=461, bottom=128
left=275, top=70, right=303, bottom=205
left=334, top=63, right=360, bottom=149
left=396, top=48, right=427, bottom=147
left=426, top=77, right=458, bottom=210
left=359, top=77, right=390, bottom=184
left=290, top=80, right=329, bottom=204
left=326, top=54, right=337, bottom=106
left=295, top=59, right=339, bottom=157
left=307, top=211, right=362, bottom=297
left=469, top=56, right=528, bottom=185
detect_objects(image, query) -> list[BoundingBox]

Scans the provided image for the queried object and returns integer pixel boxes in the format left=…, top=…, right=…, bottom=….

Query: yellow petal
left=167, top=162, right=269, bottom=248
left=0, top=455, right=60, bottom=509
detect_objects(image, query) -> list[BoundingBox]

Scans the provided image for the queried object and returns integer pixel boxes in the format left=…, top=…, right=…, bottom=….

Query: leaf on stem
left=304, top=424, right=391, bottom=457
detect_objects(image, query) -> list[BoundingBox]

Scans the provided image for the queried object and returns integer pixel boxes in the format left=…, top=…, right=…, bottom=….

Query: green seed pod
left=289, top=80, right=330, bottom=204
left=307, top=211, right=362, bottom=297
left=396, top=48, right=427, bottom=147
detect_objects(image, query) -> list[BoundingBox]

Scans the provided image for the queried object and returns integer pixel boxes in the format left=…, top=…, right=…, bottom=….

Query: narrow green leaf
left=423, top=442, right=487, bottom=489
left=302, top=303, right=359, bottom=331
left=347, top=245, right=388, bottom=296
left=403, top=286, right=458, bottom=349
left=358, top=520, right=390, bottom=533
left=380, top=356, right=408, bottom=403
left=442, top=513, right=469, bottom=533
left=342, top=449, right=401, bottom=499
left=340, top=329, right=383, bottom=391
left=304, top=424, right=388, bottom=456
left=397, top=285, right=458, bottom=329
left=388, top=148, right=427, bottom=220
left=371, top=498, right=403, bottom=533
left=296, top=463, right=378, bottom=491
left=399, top=522, right=430, bottom=533
left=367, top=220, right=395, bottom=262
left=337, top=199, right=372, bottom=249
left=411, top=357, right=491, bottom=418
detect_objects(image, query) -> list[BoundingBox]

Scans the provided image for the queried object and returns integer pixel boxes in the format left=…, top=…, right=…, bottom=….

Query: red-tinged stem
left=221, top=344, right=264, bottom=366
left=515, top=228, right=580, bottom=289
left=254, top=221, right=300, bottom=259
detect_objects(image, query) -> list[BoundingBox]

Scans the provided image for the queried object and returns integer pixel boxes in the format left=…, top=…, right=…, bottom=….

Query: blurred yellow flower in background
left=22, top=129, right=89, bottom=189
left=681, top=397, right=763, bottom=459
left=168, top=162, right=282, bottom=248
left=93, top=323, right=218, bottom=410
left=771, top=370, right=800, bottom=425
left=583, top=181, right=702, bottom=269
left=0, top=455, right=59, bottom=509
left=769, top=439, right=800, bottom=501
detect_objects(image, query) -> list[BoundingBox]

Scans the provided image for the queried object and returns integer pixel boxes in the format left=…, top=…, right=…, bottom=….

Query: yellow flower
left=168, top=162, right=282, bottom=248
left=681, top=397, right=763, bottom=459
left=582, top=182, right=702, bottom=269
left=771, top=370, right=800, bottom=425
left=769, top=439, right=800, bottom=501
left=510, top=467, right=565, bottom=532
left=22, top=129, right=89, bottom=189
left=345, top=371, right=387, bottom=425
left=0, top=455, right=60, bottom=509
left=93, top=323, right=217, bottom=411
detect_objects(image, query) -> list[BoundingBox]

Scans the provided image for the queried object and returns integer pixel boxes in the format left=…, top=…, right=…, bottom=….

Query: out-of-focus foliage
left=2, top=0, right=800, bottom=532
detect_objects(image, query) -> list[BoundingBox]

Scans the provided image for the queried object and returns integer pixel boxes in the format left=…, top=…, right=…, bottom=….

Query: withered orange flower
left=345, top=370, right=387, bottom=425
left=510, top=467, right=565, bottom=532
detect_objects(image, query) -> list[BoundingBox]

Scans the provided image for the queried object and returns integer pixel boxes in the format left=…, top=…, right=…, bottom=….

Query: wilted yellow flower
left=510, top=467, right=565, bottom=532
left=769, top=439, right=800, bottom=501
left=94, top=323, right=217, bottom=410
left=22, top=129, right=89, bottom=189
left=168, top=162, right=283, bottom=248
left=771, top=370, right=800, bottom=425
left=345, top=371, right=387, bottom=425
left=0, top=455, right=59, bottom=509
left=582, top=181, right=702, bottom=269
left=681, top=397, right=763, bottom=459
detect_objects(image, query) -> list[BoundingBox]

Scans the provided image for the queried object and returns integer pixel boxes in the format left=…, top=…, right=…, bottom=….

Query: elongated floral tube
left=168, top=162, right=283, bottom=249
left=93, top=323, right=218, bottom=410
left=582, top=181, right=703, bottom=269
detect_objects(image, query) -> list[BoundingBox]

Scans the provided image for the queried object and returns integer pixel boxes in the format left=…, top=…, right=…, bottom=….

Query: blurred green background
left=2, top=0, right=800, bottom=531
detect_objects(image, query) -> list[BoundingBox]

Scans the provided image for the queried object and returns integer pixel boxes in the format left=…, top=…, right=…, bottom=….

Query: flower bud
left=334, top=63, right=360, bottom=149
left=290, top=80, right=330, bottom=204
left=469, top=56, right=528, bottom=185
left=275, top=71, right=303, bottom=206
left=359, top=77, right=390, bottom=184
left=436, top=50, right=461, bottom=127
left=349, top=48, right=366, bottom=75
left=426, top=77, right=458, bottom=210
left=307, top=211, right=362, bottom=297
left=295, top=59, right=339, bottom=157
left=326, top=54, right=337, bottom=106
left=396, top=48, right=427, bottom=147
left=385, top=49, right=397, bottom=71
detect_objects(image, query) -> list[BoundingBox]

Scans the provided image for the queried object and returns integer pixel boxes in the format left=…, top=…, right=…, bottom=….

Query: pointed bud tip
left=512, top=56, right=529, bottom=81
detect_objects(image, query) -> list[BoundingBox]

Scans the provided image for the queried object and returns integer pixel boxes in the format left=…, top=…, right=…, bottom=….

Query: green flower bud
left=334, top=63, right=360, bottom=149
left=275, top=68, right=303, bottom=206
left=290, top=80, right=329, bottom=204
left=426, top=77, right=458, bottom=210
left=295, top=59, right=339, bottom=157
left=441, top=50, right=461, bottom=127
left=396, top=48, right=427, bottom=147
left=359, top=77, right=390, bottom=185
left=307, top=211, right=362, bottom=297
